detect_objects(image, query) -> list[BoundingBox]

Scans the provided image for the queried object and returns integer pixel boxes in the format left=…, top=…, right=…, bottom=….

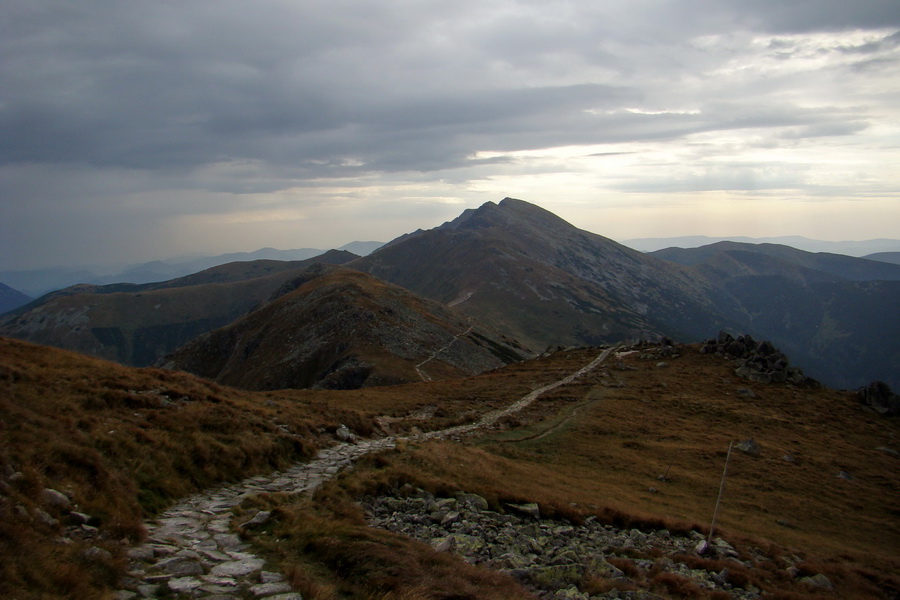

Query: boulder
left=800, top=573, right=834, bottom=590
left=41, top=488, right=71, bottom=511
left=334, top=424, right=356, bottom=442
left=735, top=439, right=761, bottom=457
left=857, top=381, right=900, bottom=416
left=457, top=493, right=490, bottom=511
left=506, top=502, right=540, bottom=520
left=240, top=510, right=273, bottom=530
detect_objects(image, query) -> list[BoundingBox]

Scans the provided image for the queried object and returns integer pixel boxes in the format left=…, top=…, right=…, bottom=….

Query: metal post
left=707, top=440, right=734, bottom=545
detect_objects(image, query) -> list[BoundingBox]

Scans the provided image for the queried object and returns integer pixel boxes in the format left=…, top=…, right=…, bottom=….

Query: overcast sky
left=2, top=0, right=899, bottom=269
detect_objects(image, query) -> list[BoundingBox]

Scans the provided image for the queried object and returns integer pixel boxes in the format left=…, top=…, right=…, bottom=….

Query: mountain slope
left=652, top=243, right=900, bottom=388
left=353, top=198, right=739, bottom=350
left=0, top=251, right=357, bottom=367
left=162, top=265, right=527, bottom=390
left=0, top=282, right=30, bottom=315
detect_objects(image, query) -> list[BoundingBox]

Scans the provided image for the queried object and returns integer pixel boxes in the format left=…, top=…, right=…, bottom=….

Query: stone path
left=118, top=347, right=616, bottom=599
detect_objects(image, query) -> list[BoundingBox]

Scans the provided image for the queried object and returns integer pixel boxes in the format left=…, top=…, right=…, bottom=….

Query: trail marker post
left=701, top=440, right=734, bottom=554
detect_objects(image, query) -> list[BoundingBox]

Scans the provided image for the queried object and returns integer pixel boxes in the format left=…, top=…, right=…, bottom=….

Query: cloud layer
left=2, top=0, right=899, bottom=268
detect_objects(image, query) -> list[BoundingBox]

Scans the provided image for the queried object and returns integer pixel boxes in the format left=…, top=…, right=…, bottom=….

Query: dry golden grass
left=0, top=337, right=376, bottom=599
left=288, top=345, right=899, bottom=599
left=3, top=337, right=898, bottom=599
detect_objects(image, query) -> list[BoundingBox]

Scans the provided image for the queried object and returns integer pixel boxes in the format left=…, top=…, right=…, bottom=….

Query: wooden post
left=707, top=440, right=734, bottom=546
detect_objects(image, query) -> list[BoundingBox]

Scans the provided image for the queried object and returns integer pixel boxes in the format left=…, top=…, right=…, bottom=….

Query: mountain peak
left=439, top=198, right=575, bottom=235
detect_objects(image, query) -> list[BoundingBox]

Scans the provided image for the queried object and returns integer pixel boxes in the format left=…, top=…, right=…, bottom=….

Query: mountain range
left=0, top=241, right=385, bottom=298
left=2, top=198, right=899, bottom=599
left=1, top=198, right=897, bottom=390
left=623, top=235, right=900, bottom=256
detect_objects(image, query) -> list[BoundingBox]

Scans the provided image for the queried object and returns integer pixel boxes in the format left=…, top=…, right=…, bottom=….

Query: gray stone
left=69, top=511, right=91, bottom=525
left=441, top=511, right=461, bottom=527
left=506, top=502, right=540, bottom=520
left=735, top=439, right=761, bottom=457
left=34, top=508, right=59, bottom=528
left=210, top=559, right=265, bottom=577
left=156, top=556, right=204, bottom=576
left=168, top=576, right=203, bottom=594
left=41, top=488, right=72, bottom=511
left=136, top=584, right=160, bottom=597
left=801, top=573, right=834, bottom=589
left=335, top=424, right=356, bottom=442
left=241, top=510, right=273, bottom=529
left=457, top=493, right=490, bottom=511
left=250, top=581, right=294, bottom=596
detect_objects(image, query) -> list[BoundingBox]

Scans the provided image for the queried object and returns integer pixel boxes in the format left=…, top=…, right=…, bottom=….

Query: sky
left=2, top=0, right=900, bottom=270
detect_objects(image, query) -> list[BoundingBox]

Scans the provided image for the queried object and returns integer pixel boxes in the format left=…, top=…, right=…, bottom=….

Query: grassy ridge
left=0, top=337, right=372, bottom=599
left=2, top=338, right=898, bottom=598
left=240, top=346, right=899, bottom=599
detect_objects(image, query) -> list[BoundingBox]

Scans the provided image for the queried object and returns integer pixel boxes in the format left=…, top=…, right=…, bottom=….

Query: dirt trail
left=415, top=324, right=474, bottom=381
left=120, top=346, right=616, bottom=599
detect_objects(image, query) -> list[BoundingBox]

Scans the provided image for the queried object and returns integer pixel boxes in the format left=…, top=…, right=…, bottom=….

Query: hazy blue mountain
left=0, top=251, right=358, bottom=367
left=0, top=242, right=385, bottom=296
left=623, top=235, right=900, bottom=257
left=865, top=252, right=900, bottom=265
left=0, top=282, right=31, bottom=315
left=652, top=242, right=900, bottom=282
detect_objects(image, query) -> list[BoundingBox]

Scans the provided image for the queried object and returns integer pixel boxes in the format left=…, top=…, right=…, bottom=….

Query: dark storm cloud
left=1, top=0, right=898, bottom=268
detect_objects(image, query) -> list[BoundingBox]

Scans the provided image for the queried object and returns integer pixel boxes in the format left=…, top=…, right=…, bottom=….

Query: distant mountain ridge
left=652, top=241, right=900, bottom=282
left=0, top=241, right=385, bottom=297
left=0, top=251, right=358, bottom=367
left=623, top=235, right=900, bottom=256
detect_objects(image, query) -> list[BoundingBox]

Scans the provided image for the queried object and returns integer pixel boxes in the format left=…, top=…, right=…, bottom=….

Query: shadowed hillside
left=652, top=242, right=900, bottom=389
left=0, top=251, right=357, bottom=367
left=161, top=264, right=528, bottom=390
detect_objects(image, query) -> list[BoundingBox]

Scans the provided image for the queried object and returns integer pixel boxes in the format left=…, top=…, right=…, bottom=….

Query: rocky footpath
left=115, top=347, right=617, bottom=598
left=117, top=439, right=395, bottom=599
left=365, top=490, right=829, bottom=600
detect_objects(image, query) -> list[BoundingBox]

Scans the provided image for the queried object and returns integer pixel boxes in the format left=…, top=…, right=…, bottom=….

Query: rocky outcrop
left=700, top=332, right=814, bottom=385
left=365, top=489, right=798, bottom=600
left=857, top=381, right=899, bottom=416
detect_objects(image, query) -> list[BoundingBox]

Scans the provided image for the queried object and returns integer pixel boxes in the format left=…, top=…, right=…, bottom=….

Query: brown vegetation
left=2, top=336, right=898, bottom=599
left=0, top=337, right=373, bottom=599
